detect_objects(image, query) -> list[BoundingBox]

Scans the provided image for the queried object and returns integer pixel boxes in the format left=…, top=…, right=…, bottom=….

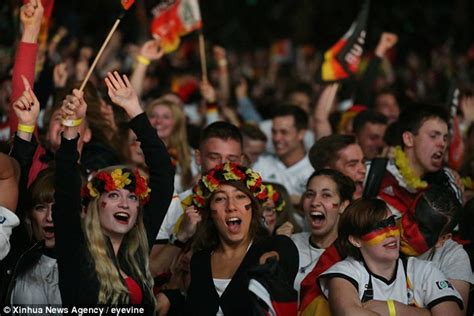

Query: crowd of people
left=0, top=0, right=474, bottom=315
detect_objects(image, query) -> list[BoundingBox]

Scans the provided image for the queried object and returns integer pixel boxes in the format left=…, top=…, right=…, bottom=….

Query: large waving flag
left=150, top=0, right=202, bottom=54
left=298, top=244, right=342, bottom=316
left=316, top=0, right=370, bottom=82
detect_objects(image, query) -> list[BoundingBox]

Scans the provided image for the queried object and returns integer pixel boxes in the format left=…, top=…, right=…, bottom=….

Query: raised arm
left=313, top=83, right=338, bottom=140
left=10, top=0, right=43, bottom=134
left=130, top=39, right=164, bottom=98
left=105, top=71, right=174, bottom=248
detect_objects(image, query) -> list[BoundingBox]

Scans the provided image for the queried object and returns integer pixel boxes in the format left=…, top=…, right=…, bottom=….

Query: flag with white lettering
left=316, top=0, right=370, bottom=82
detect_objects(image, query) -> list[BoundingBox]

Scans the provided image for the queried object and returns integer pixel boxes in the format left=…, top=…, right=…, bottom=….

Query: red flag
left=316, top=0, right=370, bottom=82
left=121, top=0, right=135, bottom=10
left=150, top=0, right=202, bottom=54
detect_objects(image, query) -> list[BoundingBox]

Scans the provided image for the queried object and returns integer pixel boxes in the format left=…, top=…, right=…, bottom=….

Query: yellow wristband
left=387, top=299, right=396, bottom=316
left=17, top=124, right=35, bottom=133
left=62, top=118, right=83, bottom=127
left=136, top=55, right=151, bottom=66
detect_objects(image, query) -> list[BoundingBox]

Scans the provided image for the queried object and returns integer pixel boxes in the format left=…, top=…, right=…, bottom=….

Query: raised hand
left=105, top=71, right=143, bottom=119
left=375, top=32, right=398, bottom=58
left=61, top=89, right=87, bottom=122
left=461, top=95, right=474, bottom=124
left=200, top=80, right=217, bottom=103
left=139, top=39, right=164, bottom=62
left=13, top=75, right=40, bottom=126
left=176, top=206, right=202, bottom=243
left=20, top=0, right=44, bottom=43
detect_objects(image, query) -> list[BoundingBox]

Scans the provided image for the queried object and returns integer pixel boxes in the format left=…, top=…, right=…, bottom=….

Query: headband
left=193, top=162, right=267, bottom=210
left=264, top=184, right=286, bottom=212
left=81, top=168, right=151, bottom=205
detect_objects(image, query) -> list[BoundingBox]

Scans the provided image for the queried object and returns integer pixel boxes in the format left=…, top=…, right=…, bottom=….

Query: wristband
left=62, top=118, right=83, bottom=127
left=387, top=299, right=396, bottom=316
left=136, top=55, right=151, bottom=66
left=17, top=124, right=35, bottom=133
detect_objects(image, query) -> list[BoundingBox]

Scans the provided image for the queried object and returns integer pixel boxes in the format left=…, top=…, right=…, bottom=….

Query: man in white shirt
left=254, top=105, right=314, bottom=202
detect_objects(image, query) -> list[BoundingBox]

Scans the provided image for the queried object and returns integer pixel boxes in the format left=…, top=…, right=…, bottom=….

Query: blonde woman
left=146, top=97, right=197, bottom=193
left=52, top=72, right=173, bottom=311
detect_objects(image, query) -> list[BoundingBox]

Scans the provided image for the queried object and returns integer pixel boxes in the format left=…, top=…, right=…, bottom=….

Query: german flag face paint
left=360, top=215, right=400, bottom=247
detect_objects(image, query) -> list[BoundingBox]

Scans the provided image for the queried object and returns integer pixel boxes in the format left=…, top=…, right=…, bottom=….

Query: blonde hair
left=146, top=98, right=193, bottom=190
left=82, top=168, right=155, bottom=305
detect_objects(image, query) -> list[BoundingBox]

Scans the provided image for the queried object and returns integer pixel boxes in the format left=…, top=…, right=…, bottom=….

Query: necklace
left=299, top=236, right=320, bottom=274
left=393, top=146, right=428, bottom=190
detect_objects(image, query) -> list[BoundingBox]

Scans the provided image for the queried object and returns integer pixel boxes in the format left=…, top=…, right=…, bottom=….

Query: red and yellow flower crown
left=81, top=168, right=151, bottom=205
left=192, top=162, right=268, bottom=210
left=264, top=184, right=286, bottom=212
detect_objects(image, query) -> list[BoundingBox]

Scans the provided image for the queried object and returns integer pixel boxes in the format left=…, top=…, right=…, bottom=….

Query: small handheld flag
left=150, top=0, right=202, bottom=54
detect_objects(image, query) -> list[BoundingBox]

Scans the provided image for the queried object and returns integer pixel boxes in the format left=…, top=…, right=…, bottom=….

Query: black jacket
left=185, top=235, right=298, bottom=315
left=52, top=113, right=174, bottom=310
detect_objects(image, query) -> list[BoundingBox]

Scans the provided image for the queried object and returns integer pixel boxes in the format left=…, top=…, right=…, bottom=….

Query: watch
left=168, top=233, right=187, bottom=249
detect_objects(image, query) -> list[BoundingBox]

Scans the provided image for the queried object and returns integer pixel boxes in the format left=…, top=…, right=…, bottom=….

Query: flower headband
left=81, top=168, right=151, bottom=205
left=192, top=162, right=268, bottom=210
left=264, top=184, right=286, bottom=212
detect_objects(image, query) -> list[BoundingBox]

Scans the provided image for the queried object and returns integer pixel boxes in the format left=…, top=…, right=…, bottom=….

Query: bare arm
left=327, top=277, right=379, bottom=316
left=0, top=154, right=20, bottom=212
left=213, top=46, right=230, bottom=105
left=450, top=279, right=470, bottom=316
left=130, top=39, right=164, bottom=98
left=313, top=83, right=338, bottom=140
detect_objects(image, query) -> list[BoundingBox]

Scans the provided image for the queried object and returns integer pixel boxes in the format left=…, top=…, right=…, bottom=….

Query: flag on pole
left=150, top=0, right=202, bottom=54
left=447, top=88, right=464, bottom=171
left=121, top=0, right=135, bottom=10
left=316, top=0, right=370, bottom=82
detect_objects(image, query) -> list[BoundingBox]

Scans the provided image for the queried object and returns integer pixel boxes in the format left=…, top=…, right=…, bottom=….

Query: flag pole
left=198, top=31, right=208, bottom=82
left=78, top=18, right=122, bottom=92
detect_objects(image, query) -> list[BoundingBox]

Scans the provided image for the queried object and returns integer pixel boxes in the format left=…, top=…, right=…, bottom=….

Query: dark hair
left=309, top=134, right=357, bottom=171
left=306, top=169, right=355, bottom=203
left=272, top=105, right=308, bottom=131
left=199, top=121, right=243, bottom=149
left=397, top=103, right=449, bottom=148
left=352, top=110, right=388, bottom=135
left=337, top=198, right=390, bottom=260
left=192, top=181, right=267, bottom=252
left=240, top=123, right=268, bottom=142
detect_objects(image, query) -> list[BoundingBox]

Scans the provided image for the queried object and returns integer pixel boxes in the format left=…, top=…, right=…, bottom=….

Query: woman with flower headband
left=184, top=162, right=299, bottom=315
left=319, top=198, right=463, bottom=316
left=52, top=71, right=174, bottom=311
left=261, top=182, right=293, bottom=235
left=290, top=169, right=354, bottom=298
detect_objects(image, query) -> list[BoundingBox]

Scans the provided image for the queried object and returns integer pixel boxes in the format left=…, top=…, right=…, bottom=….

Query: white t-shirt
left=253, top=155, right=313, bottom=196
left=11, top=255, right=62, bottom=308
left=418, top=239, right=474, bottom=284
left=155, top=190, right=189, bottom=241
left=290, top=232, right=325, bottom=296
left=0, top=206, right=19, bottom=260
left=319, top=256, right=463, bottom=309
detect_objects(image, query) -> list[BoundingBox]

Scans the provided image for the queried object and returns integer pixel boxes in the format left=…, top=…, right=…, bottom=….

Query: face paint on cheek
left=361, top=226, right=400, bottom=246
left=245, top=204, right=251, bottom=211
left=100, top=201, right=107, bottom=209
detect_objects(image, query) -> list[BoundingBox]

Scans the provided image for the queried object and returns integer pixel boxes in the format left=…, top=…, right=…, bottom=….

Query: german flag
left=298, top=244, right=342, bottom=316
left=316, top=0, right=370, bottom=82
left=150, top=0, right=202, bottom=54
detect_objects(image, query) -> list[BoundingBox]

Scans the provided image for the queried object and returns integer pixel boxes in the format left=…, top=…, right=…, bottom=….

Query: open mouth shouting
left=43, top=226, right=55, bottom=239
left=113, top=212, right=131, bottom=225
left=225, top=217, right=242, bottom=234
left=431, top=151, right=444, bottom=168
left=309, top=211, right=326, bottom=228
